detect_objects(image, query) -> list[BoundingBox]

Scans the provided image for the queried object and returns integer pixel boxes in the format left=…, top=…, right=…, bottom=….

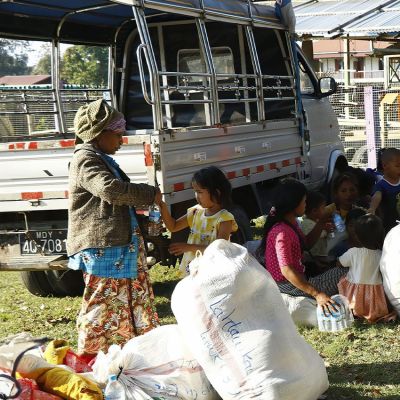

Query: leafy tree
left=0, top=39, right=31, bottom=75
left=32, top=54, right=51, bottom=75
left=32, top=44, right=51, bottom=75
left=61, top=45, right=108, bottom=87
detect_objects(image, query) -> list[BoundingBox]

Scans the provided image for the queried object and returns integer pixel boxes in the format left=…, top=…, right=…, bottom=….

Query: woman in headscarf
left=67, top=99, right=160, bottom=360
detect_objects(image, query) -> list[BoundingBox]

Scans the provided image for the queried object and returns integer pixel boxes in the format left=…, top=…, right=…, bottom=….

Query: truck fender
left=326, top=150, right=348, bottom=185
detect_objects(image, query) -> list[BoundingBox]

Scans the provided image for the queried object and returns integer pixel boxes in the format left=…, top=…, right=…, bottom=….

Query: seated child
left=328, top=172, right=361, bottom=257
left=337, top=214, right=390, bottom=323
left=345, top=207, right=367, bottom=248
left=299, top=191, right=336, bottom=266
left=345, top=167, right=376, bottom=209
left=369, top=147, right=400, bottom=234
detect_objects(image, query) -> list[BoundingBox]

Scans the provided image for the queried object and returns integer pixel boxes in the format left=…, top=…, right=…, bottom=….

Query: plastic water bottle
left=104, top=374, right=125, bottom=400
left=148, top=204, right=161, bottom=236
left=332, top=212, right=346, bottom=233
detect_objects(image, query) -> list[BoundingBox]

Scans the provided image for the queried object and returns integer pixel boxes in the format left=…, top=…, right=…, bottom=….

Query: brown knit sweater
left=67, top=143, right=156, bottom=256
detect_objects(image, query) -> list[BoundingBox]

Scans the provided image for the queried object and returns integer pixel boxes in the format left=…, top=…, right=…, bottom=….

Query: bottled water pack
left=316, top=294, right=354, bottom=332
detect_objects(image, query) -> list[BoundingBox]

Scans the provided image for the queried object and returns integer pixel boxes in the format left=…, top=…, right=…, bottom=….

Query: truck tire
left=45, top=270, right=85, bottom=297
left=229, top=205, right=253, bottom=245
left=20, top=271, right=56, bottom=297
left=144, top=234, right=176, bottom=267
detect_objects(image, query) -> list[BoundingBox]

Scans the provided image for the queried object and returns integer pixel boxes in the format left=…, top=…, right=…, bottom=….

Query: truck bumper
left=0, top=255, right=67, bottom=271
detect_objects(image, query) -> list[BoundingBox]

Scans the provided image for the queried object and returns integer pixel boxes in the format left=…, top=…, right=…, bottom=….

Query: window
left=206, top=22, right=247, bottom=124
left=299, top=59, right=315, bottom=95
left=177, top=47, right=235, bottom=85
left=163, top=22, right=207, bottom=128
left=125, top=27, right=160, bottom=130
left=252, top=28, right=296, bottom=120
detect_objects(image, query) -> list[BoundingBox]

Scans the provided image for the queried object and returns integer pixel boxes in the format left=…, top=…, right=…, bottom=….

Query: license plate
left=19, top=229, right=67, bottom=255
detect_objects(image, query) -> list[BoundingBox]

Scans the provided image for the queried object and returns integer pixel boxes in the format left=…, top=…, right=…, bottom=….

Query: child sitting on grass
left=299, top=191, right=336, bottom=266
left=337, top=214, right=391, bottom=323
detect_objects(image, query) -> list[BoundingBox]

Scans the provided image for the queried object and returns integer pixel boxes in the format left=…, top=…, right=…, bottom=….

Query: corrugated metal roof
left=344, top=4, right=400, bottom=35
left=293, top=0, right=400, bottom=38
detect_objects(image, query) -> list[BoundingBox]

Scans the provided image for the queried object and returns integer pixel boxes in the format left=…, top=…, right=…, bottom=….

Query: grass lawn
left=1, top=268, right=400, bottom=399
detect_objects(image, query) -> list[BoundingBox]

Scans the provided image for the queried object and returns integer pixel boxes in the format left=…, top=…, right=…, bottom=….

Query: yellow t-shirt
left=179, top=205, right=238, bottom=275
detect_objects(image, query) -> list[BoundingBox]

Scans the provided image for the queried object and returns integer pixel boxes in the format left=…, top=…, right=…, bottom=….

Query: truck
left=0, top=0, right=347, bottom=297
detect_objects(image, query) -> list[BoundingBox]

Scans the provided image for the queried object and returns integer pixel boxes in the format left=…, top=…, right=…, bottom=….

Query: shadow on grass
left=152, top=280, right=179, bottom=321
left=152, top=279, right=179, bottom=300
left=327, top=361, right=400, bottom=399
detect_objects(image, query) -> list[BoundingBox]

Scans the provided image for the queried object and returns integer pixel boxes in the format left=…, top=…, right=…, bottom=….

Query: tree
left=32, top=44, right=51, bottom=75
left=61, top=45, right=108, bottom=87
left=0, top=39, right=31, bottom=76
left=32, top=53, right=51, bottom=75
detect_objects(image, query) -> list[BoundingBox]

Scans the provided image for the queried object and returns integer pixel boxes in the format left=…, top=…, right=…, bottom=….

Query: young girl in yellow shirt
left=157, top=166, right=238, bottom=276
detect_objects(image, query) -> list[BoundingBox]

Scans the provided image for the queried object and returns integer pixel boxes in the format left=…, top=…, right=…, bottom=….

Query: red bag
left=63, top=349, right=93, bottom=373
left=16, top=378, right=37, bottom=400
left=16, top=378, right=62, bottom=400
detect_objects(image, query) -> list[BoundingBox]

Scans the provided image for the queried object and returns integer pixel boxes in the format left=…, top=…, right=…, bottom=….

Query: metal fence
left=0, top=86, right=110, bottom=139
left=329, top=82, right=400, bottom=168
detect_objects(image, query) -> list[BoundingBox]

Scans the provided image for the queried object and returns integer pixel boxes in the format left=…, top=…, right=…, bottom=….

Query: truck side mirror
left=318, top=77, right=337, bottom=97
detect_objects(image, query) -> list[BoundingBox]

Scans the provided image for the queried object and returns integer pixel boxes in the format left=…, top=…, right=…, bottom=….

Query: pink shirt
left=265, top=222, right=305, bottom=282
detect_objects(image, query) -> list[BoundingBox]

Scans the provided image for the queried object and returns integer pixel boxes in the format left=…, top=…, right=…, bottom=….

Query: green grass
left=1, top=268, right=400, bottom=399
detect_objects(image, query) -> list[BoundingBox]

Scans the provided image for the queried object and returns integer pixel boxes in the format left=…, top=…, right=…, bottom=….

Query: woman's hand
left=315, top=292, right=339, bottom=316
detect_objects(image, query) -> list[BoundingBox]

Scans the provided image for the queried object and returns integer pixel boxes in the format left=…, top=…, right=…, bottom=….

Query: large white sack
left=281, top=293, right=318, bottom=327
left=380, top=224, right=400, bottom=316
left=92, top=325, right=218, bottom=400
left=171, top=239, right=329, bottom=400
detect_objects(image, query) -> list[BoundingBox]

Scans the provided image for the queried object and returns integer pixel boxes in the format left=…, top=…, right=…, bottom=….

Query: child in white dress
left=337, top=214, right=390, bottom=323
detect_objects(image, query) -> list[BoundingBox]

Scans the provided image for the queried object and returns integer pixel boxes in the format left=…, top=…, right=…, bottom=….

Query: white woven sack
left=172, top=239, right=329, bottom=400
left=280, top=293, right=318, bottom=327
left=92, top=325, right=217, bottom=400
left=380, top=224, right=400, bottom=316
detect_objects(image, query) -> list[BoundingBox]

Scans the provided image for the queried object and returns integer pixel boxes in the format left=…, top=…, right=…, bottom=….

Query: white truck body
left=0, top=0, right=346, bottom=296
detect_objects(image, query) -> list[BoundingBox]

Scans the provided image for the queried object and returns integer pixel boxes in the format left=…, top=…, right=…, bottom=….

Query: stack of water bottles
left=316, top=295, right=354, bottom=332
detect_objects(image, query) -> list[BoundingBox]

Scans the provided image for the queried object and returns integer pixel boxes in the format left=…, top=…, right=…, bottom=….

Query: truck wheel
left=20, top=271, right=56, bottom=297
left=45, top=270, right=85, bottom=297
left=325, top=157, right=348, bottom=201
left=145, top=234, right=175, bottom=267
left=229, top=205, right=253, bottom=245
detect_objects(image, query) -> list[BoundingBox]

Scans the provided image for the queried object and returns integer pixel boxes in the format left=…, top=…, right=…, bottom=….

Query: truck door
left=298, top=50, right=342, bottom=188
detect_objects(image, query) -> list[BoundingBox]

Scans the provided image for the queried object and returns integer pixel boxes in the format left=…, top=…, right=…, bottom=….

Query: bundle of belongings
left=1, top=240, right=329, bottom=400
left=0, top=333, right=103, bottom=400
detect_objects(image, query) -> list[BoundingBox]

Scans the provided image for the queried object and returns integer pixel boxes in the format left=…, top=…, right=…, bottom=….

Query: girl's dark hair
left=345, top=207, right=367, bottom=227
left=192, top=166, right=232, bottom=208
left=257, top=178, right=307, bottom=260
left=381, top=147, right=400, bottom=165
left=346, top=167, right=375, bottom=198
left=305, top=191, right=326, bottom=215
left=354, top=214, right=384, bottom=250
left=331, top=172, right=358, bottom=196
